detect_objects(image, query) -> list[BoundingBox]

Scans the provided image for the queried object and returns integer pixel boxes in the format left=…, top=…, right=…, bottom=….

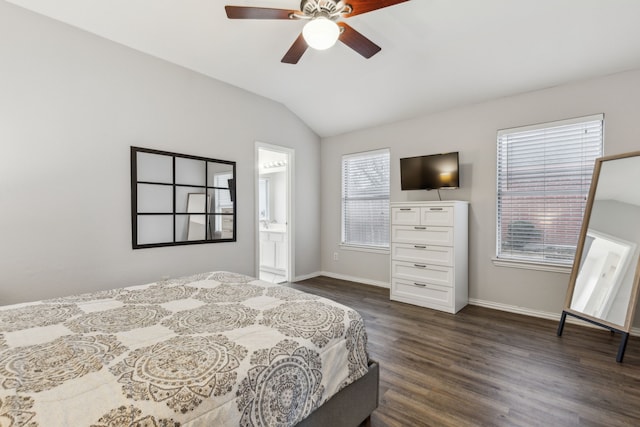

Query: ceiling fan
left=225, top=0, right=410, bottom=64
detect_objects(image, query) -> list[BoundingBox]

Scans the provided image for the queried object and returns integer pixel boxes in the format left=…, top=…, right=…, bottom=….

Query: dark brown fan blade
left=344, top=0, right=410, bottom=17
left=281, top=33, right=308, bottom=64
left=225, top=6, right=298, bottom=19
left=338, top=22, right=381, bottom=58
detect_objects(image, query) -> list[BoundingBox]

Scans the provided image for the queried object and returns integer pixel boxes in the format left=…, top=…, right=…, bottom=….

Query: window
left=341, top=149, right=390, bottom=249
left=496, top=114, right=604, bottom=266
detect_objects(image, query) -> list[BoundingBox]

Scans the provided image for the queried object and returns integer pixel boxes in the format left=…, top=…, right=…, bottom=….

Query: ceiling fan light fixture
left=302, top=16, right=340, bottom=50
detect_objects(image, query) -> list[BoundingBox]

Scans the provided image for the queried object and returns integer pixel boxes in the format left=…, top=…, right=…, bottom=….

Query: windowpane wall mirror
left=558, top=151, right=640, bottom=362
left=131, top=147, right=236, bottom=249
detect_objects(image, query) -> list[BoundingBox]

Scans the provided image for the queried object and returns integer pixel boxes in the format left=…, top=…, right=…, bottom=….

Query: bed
left=0, top=271, right=377, bottom=426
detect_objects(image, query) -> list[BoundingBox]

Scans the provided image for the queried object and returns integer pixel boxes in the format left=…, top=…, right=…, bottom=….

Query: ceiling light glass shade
left=302, top=17, right=340, bottom=50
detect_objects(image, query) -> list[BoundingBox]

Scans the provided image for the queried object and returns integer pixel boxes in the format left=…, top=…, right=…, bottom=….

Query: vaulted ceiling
left=7, top=0, right=640, bottom=137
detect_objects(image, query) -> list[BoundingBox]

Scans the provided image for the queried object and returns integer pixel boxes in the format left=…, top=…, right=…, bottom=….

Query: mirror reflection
left=568, top=154, right=640, bottom=328
left=186, top=193, right=209, bottom=241
left=571, top=230, right=636, bottom=325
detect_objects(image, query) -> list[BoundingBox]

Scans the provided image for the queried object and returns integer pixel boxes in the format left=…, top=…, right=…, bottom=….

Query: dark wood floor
left=288, top=276, right=640, bottom=427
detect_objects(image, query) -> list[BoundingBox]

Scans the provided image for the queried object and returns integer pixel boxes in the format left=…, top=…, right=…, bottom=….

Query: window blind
left=496, top=114, right=603, bottom=264
left=342, top=149, right=390, bottom=248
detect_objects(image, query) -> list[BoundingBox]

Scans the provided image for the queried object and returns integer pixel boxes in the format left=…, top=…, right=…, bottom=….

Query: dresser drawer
left=420, top=206, right=454, bottom=226
left=391, top=225, right=453, bottom=246
left=391, top=243, right=453, bottom=266
left=392, top=278, right=453, bottom=308
left=391, top=261, right=453, bottom=287
left=391, top=207, right=420, bottom=225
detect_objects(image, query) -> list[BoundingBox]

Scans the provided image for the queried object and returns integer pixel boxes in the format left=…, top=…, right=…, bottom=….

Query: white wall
left=321, top=68, right=640, bottom=321
left=0, top=2, right=320, bottom=305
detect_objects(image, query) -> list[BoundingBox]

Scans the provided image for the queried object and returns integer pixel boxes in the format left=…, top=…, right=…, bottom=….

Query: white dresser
left=390, top=201, right=469, bottom=313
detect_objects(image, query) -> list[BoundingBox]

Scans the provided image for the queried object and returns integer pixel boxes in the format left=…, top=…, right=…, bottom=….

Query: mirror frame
left=131, top=146, right=237, bottom=249
left=559, top=151, right=640, bottom=361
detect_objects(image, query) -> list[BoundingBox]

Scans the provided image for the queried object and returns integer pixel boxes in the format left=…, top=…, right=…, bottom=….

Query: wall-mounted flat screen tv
left=400, top=152, right=459, bottom=190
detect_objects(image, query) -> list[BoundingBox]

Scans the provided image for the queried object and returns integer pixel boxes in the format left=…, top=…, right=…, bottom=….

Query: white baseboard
left=293, top=271, right=322, bottom=282
left=317, top=271, right=390, bottom=288
left=289, top=276, right=640, bottom=335
left=293, top=270, right=391, bottom=289
left=468, top=298, right=563, bottom=321
left=469, top=298, right=640, bottom=335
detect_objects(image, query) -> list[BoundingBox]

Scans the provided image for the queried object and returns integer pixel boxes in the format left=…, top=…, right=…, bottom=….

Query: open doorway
left=256, top=143, right=294, bottom=283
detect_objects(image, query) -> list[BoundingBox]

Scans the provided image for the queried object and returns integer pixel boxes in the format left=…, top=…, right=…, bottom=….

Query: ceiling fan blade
left=338, top=22, right=381, bottom=59
left=281, top=34, right=308, bottom=64
left=345, top=0, right=410, bottom=17
left=225, top=6, right=298, bottom=19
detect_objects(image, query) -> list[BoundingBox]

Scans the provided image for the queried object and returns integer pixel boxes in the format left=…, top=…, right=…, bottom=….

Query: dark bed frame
left=298, top=360, right=379, bottom=427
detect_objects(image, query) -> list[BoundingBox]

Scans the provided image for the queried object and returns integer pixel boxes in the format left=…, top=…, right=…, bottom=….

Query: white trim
left=469, top=298, right=566, bottom=321
left=255, top=142, right=295, bottom=282
left=339, top=244, right=390, bottom=255
left=285, top=276, right=640, bottom=335
left=497, top=113, right=604, bottom=136
left=468, top=298, right=640, bottom=335
left=293, top=271, right=322, bottom=282
left=318, top=271, right=390, bottom=289
left=491, top=257, right=572, bottom=274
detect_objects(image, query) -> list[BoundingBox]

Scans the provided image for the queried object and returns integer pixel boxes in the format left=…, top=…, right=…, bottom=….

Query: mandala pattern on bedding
left=0, top=395, right=37, bottom=427
left=0, top=304, right=82, bottom=333
left=45, top=288, right=123, bottom=304
left=194, top=283, right=263, bottom=304
left=260, top=301, right=345, bottom=348
left=158, top=272, right=212, bottom=286
left=116, top=285, right=197, bottom=305
left=345, top=310, right=369, bottom=384
left=265, top=286, right=321, bottom=301
left=162, top=303, right=258, bottom=334
left=92, top=405, right=179, bottom=427
left=208, top=272, right=254, bottom=284
left=111, top=335, right=247, bottom=414
left=65, top=305, right=173, bottom=333
left=0, top=334, right=126, bottom=392
left=236, top=339, right=324, bottom=427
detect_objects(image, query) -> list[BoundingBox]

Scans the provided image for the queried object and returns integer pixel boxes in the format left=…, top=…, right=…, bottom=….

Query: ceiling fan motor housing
left=300, top=0, right=351, bottom=19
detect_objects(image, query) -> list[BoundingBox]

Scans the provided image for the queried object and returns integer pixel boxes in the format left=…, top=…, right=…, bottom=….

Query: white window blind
left=496, top=114, right=604, bottom=265
left=342, top=149, right=390, bottom=248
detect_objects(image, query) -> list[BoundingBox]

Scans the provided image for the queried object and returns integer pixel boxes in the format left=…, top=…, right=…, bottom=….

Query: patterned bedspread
left=0, top=272, right=369, bottom=426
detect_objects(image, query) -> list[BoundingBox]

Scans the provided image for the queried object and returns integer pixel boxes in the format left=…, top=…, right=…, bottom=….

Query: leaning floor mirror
left=558, top=151, right=640, bottom=362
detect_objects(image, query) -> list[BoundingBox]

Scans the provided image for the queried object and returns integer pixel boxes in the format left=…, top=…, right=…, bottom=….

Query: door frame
left=255, top=142, right=295, bottom=282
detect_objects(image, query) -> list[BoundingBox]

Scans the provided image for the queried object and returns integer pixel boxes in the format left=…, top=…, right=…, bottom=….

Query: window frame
left=494, top=114, right=604, bottom=270
left=341, top=148, right=391, bottom=252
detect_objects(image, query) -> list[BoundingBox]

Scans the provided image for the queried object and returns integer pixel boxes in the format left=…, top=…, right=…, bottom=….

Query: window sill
left=491, top=257, right=572, bottom=274
left=340, top=244, right=390, bottom=255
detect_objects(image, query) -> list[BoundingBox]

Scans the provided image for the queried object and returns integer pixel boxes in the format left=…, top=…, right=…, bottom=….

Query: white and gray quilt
left=0, top=272, right=369, bottom=426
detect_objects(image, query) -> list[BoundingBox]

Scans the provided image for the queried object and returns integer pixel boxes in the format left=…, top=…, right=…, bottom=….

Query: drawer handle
left=429, top=208, right=443, bottom=211
left=414, top=283, right=427, bottom=287
left=414, top=226, right=426, bottom=230
left=414, top=245, right=427, bottom=249
left=399, top=208, right=412, bottom=211
left=414, top=264, right=426, bottom=268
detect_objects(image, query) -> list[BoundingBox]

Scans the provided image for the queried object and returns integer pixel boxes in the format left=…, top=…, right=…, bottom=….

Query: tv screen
left=400, top=152, right=459, bottom=190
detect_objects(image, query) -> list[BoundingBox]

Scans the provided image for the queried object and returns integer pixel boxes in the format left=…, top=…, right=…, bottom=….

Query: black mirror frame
left=130, top=146, right=236, bottom=249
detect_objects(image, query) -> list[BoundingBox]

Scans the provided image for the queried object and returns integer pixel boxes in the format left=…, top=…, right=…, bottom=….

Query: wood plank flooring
left=288, top=276, right=640, bottom=427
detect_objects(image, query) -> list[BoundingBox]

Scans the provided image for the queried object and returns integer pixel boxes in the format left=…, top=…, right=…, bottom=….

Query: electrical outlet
left=333, top=252, right=339, bottom=261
